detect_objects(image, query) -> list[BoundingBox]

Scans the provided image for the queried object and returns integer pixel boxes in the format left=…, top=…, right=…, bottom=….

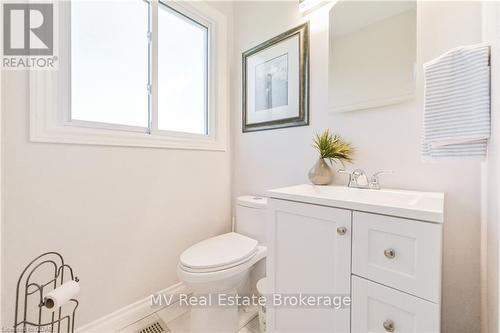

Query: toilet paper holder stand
left=13, top=251, right=80, bottom=333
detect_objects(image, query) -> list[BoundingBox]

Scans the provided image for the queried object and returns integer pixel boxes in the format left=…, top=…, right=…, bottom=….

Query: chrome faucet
left=369, top=170, right=394, bottom=190
left=338, top=169, right=393, bottom=190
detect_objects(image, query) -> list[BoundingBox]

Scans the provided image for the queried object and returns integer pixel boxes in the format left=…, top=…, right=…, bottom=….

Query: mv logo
left=3, top=3, right=53, bottom=56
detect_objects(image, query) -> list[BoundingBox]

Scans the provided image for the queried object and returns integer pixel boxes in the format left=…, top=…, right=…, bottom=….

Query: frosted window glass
left=71, top=1, right=149, bottom=128
left=158, top=4, right=208, bottom=135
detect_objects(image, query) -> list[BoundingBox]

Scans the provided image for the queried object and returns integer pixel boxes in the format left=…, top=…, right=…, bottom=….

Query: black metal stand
left=13, top=252, right=79, bottom=333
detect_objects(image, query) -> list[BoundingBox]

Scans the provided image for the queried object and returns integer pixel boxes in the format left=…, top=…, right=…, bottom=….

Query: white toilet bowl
left=177, top=196, right=268, bottom=332
left=177, top=232, right=267, bottom=332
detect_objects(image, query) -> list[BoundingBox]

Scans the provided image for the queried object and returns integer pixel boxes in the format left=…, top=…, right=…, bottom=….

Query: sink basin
left=267, top=184, right=444, bottom=223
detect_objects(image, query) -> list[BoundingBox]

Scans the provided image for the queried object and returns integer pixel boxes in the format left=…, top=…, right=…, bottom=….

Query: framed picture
left=242, top=22, right=309, bottom=132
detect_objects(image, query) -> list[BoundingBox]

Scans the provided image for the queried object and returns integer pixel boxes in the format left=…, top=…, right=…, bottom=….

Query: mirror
left=329, top=1, right=416, bottom=112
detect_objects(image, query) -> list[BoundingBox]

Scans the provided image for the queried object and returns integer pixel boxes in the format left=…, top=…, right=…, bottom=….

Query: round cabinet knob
left=337, top=227, right=347, bottom=235
left=383, top=319, right=395, bottom=332
left=384, top=248, right=396, bottom=259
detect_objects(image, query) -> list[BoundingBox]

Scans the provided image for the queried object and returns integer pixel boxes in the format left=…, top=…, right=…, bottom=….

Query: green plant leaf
left=312, top=130, right=355, bottom=164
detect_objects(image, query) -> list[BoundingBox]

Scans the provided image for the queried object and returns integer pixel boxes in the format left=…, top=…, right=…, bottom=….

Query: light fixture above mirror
left=299, top=0, right=330, bottom=13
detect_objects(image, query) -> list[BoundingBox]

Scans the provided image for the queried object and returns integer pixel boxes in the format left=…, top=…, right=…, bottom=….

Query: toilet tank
left=236, top=196, right=268, bottom=245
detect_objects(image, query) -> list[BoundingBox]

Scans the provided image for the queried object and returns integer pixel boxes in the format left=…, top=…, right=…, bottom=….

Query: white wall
left=482, top=1, right=500, bottom=332
left=231, top=2, right=482, bottom=332
left=0, top=46, right=3, bottom=329
left=1, top=1, right=233, bottom=327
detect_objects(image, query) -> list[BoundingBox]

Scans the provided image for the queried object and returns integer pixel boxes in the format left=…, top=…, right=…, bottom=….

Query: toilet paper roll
left=44, top=280, right=80, bottom=310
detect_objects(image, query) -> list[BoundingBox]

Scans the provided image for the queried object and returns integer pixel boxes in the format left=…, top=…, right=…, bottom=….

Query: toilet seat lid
left=180, top=232, right=258, bottom=270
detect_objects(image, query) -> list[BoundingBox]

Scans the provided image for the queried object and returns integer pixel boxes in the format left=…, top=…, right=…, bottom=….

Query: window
left=29, top=1, right=227, bottom=150
left=71, top=1, right=150, bottom=129
left=71, top=1, right=208, bottom=134
left=158, top=3, right=208, bottom=135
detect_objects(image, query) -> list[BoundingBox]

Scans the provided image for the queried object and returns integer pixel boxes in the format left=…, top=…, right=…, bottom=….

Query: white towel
left=422, top=44, right=490, bottom=159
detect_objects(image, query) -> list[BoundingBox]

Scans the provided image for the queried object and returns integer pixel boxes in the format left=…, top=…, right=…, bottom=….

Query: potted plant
left=308, top=130, right=354, bottom=185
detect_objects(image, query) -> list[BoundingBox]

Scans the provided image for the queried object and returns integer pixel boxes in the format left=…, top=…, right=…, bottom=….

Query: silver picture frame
left=242, top=22, right=310, bottom=132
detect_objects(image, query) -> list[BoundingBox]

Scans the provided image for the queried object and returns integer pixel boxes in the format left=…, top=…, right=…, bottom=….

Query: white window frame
left=29, top=0, right=228, bottom=151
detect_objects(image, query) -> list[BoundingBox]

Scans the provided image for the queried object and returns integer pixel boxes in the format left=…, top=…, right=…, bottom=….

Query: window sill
left=30, top=103, right=226, bottom=151
left=29, top=120, right=226, bottom=151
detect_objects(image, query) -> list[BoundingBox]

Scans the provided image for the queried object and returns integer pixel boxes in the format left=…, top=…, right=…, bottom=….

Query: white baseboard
left=76, top=282, right=189, bottom=333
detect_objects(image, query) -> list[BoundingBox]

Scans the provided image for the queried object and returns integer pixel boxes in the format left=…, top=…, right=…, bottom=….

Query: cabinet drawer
left=352, top=276, right=440, bottom=333
left=352, top=211, right=442, bottom=302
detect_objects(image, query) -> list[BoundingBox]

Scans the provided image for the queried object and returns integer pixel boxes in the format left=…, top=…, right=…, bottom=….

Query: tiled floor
left=236, top=316, right=260, bottom=333
left=119, top=303, right=262, bottom=333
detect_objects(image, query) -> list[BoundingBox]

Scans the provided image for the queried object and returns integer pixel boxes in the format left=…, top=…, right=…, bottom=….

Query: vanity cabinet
left=266, top=185, right=444, bottom=333
left=266, top=199, right=351, bottom=332
left=351, top=212, right=442, bottom=333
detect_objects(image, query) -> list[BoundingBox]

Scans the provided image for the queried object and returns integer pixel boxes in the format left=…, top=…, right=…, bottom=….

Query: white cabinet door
left=267, top=198, right=352, bottom=333
left=351, top=276, right=440, bottom=333
left=352, top=212, right=442, bottom=303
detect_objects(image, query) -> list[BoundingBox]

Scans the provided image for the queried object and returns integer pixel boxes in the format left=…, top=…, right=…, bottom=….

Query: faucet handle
left=338, top=169, right=353, bottom=187
left=370, top=170, right=393, bottom=190
left=372, top=170, right=394, bottom=177
left=338, top=169, right=352, bottom=175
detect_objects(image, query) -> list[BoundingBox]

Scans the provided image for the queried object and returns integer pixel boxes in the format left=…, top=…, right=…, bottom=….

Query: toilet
left=177, top=195, right=268, bottom=332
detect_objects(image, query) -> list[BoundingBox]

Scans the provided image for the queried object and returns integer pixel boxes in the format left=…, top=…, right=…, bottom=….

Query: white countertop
left=266, top=184, right=444, bottom=223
